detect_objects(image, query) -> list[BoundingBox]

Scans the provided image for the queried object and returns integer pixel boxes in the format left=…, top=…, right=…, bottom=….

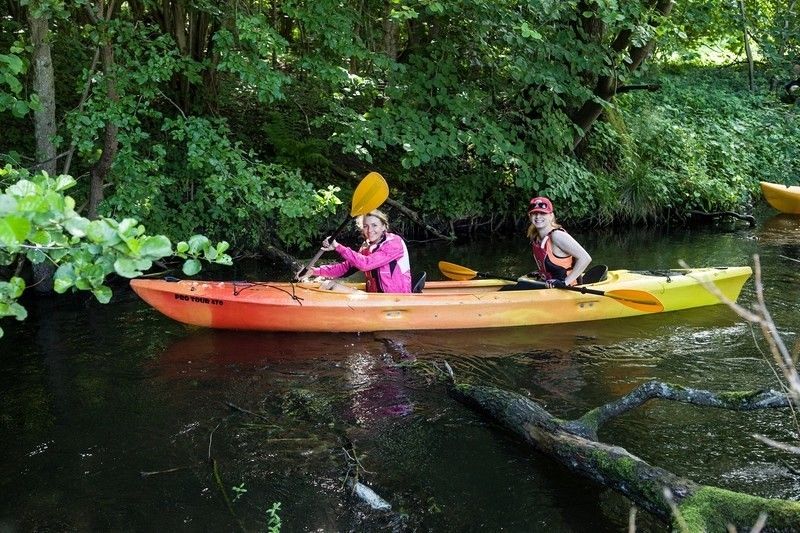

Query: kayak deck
left=130, top=267, right=752, bottom=332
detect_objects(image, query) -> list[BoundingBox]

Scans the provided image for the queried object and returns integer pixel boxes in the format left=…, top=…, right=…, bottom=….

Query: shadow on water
left=2, top=213, right=800, bottom=531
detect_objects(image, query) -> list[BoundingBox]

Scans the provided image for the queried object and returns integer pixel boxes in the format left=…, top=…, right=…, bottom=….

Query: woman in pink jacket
left=310, top=209, right=412, bottom=293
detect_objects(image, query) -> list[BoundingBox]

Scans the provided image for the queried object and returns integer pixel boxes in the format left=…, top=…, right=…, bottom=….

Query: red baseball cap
left=528, top=196, right=553, bottom=214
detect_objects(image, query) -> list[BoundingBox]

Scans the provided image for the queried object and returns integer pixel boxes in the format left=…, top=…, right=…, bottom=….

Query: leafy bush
left=581, top=65, right=799, bottom=221
left=0, top=166, right=232, bottom=338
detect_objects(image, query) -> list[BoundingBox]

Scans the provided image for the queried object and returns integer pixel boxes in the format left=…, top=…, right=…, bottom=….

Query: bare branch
left=573, top=380, right=789, bottom=436
left=753, top=434, right=800, bottom=455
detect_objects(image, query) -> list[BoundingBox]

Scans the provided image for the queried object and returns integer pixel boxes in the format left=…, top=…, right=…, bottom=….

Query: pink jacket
left=313, top=233, right=412, bottom=293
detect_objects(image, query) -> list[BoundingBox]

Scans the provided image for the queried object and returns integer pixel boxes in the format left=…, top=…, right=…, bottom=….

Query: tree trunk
left=381, top=0, right=398, bottom=61
left=739, top=0, right=755, bottom=91
left=27, top=4, right=57, bottom=176
left=88, top=0, right=119, bottom=220
left=447, top=376, right=800, bottom=530
left=571, top=0, right=675, bottom=150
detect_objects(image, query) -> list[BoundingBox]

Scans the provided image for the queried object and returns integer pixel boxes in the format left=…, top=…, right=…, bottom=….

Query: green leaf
left=87, top=220, right=120, bottom=244
left=0, top=54, right=24, bottom=74
left=8, top=277, right=25, bottom=298
left=118, top=218, right=139, bottom=236
left=7, top=180, right=37, bottom=196
left=29, top=230, right=51, bottom=245
left=54, top=174, right=77, bottom=192
left=176, top=241, right=189, bottom=253
left=139, top=235, right=172, bottom=258
left=64, top=216, right=89, bottom=238
left=11, top=100, right=29, bottom=118
left=0, top=215, right=31, bottom=245
left=54, top=264, right=77, bottom=293
left=182, top=259, right=201, bottom=276
left=0, top=194, right=18, bottom=216
left=92, top=285, right=113, bottom=304
left=0, top=301, right=28, bottom=321
left=187, top=235, right=210, bottom=254
left=114, top=257, right=144, bottom=278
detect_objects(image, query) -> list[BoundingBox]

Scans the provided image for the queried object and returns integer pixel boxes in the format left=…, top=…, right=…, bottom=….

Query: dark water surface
left=1, top=212, right=799, bottom=531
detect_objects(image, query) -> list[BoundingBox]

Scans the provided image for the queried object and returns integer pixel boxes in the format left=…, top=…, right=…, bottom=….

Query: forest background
left=1, top=0, right=799, bottom=257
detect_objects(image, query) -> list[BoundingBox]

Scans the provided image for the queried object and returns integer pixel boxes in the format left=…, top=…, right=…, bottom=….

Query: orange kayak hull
left=130, top=267, right=751, bottom=333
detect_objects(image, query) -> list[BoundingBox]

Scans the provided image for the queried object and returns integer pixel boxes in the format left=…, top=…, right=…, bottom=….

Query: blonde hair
left=527, top=215, right=562, bottom=241
left=364, top=209, right=389, bottom=230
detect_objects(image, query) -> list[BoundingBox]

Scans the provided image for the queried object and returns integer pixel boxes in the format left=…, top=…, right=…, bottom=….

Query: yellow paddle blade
left=351, top=172, right=389, bottom=216
left=605, top=290, right=664, bottom=313
left=438, top=261, right=479, bottom=281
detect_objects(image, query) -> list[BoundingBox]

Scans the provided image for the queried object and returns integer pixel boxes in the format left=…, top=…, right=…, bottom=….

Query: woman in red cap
left=527, top=196, right=592, bottom=287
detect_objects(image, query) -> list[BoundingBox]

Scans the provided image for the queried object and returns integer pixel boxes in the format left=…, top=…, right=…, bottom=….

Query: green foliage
left=231, top=482, right=247, bottom=503
left=266, top=501, right=282, bottom=533
left=0, top=40, right=41, bottom=118
left=661, top=0, right=800, bottom=80
left=213, top=14, right=289, bottom=104
left=3, top=0, right=799, bottom=248
left=46, top=17, right=341, bottom=251
left=324, top=0, right=659, bottom=193
left=0, top=166, right=232, bottom=338
left=102, top=115, right=340, bottom=249
left=579, top=65, right=799, bottom=222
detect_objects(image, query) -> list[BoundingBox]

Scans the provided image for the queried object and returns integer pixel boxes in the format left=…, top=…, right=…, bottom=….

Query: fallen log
left=446, top=375, right=800, bottom=531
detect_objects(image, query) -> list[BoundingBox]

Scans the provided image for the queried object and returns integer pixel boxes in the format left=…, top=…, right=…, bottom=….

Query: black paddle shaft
left=295, top=217, right=352, bottom=280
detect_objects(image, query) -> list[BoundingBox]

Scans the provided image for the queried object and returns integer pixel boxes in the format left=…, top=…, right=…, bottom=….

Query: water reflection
left=153, top=301, right=744, bottom=377
left=758, top=214, right=800, bottom=246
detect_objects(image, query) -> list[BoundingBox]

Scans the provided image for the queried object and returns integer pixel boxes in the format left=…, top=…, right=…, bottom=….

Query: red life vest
left=531, top=228, right=576, bottom=285
left=361, top=245, right=379, bottom=292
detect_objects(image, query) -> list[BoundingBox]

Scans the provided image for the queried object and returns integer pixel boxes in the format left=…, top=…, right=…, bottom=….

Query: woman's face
left=363, top=215, right=387, bottom=243
left=530, top=211, right=553, bottom=229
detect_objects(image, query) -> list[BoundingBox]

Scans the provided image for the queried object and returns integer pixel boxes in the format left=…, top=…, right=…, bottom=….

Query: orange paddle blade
left=438, top=261, right=479, bottom=281
left=604, top=290, right=664, bottom=313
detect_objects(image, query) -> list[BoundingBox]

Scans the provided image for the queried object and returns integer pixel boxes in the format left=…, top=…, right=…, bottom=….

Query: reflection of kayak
left=131, top=267, right=752, bottom=332
left=760, top=181, right=800, bottom=214
left=758, top=214, right=800, bottom=246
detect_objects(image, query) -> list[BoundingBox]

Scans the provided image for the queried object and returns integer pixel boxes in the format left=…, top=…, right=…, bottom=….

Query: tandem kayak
left=760, top=181, right=800, bottom=214
left=130, top=267, right=752, bottom=333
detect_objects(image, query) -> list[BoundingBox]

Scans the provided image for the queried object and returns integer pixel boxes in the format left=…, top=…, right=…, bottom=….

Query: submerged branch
left=687, top=210, right=756, bottom=227
left=448, top=377, right=800, bottom=530
left=572, top=380, right=788, bottom=437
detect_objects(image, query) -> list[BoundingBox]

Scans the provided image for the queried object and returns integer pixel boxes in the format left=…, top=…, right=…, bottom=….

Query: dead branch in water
left=445, top=374, right=800, bottom=531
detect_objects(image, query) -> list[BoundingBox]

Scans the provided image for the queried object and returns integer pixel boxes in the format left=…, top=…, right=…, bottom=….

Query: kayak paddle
left=438, top=261, right=664, bottom=313
left=296, top=172, right=389, bottom=280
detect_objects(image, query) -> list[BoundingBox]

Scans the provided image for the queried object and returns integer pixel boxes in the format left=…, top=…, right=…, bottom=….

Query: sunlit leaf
left=182, top=259, right=201, bottom=276
left=0, top=215, right=31, bottom=245
left=139, top=235, right=172, bottom=258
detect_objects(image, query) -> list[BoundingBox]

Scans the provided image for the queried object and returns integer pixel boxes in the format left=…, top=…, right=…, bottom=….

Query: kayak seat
left=412, top=271, right=426, bottom=293
left=580, top=264, right=608, bottom=285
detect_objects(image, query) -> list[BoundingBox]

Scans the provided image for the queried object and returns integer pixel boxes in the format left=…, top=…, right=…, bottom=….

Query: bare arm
left=551, top=232, right=592, bottom=285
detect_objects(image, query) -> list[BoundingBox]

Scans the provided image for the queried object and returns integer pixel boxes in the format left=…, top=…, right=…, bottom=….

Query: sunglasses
left=529, top=201, right=550, bottom=209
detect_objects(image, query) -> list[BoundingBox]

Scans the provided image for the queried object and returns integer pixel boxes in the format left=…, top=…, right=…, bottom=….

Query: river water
left=1, top=211, right=798, bottom=531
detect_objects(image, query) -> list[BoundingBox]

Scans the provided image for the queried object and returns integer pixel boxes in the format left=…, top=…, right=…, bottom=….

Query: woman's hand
left=294, top=268, right=312, bottom=282
left=320, top=237, right=339, bottom=251
left=546, top=279, right=566, bottom=288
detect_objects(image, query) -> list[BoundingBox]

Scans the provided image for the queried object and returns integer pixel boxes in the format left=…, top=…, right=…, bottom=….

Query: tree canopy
left=1, top=0, right=798, bottom=249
